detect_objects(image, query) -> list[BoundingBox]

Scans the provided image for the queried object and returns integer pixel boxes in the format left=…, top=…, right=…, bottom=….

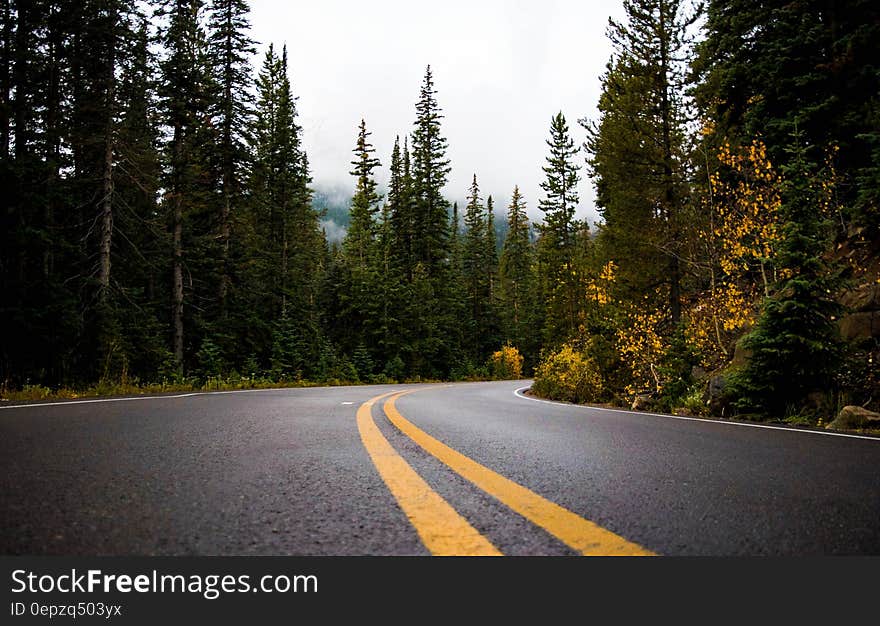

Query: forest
left=1, top=0, right=878, bottom=425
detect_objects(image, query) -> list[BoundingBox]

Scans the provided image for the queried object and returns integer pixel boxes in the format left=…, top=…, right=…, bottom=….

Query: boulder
left=838, top=311, right=879, bottom=341
left=731, top=339, right=752, bottom=368
left=704, top=375, right=729, bottom=415
left=691, top=365, right=708, bottom=382
left=840, top=284, right=880, bottom=313
left=827, top=405, right=880, bottom=431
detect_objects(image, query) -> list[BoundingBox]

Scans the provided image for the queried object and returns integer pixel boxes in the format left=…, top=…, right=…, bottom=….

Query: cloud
left=320, top=219, right=348, bottom=244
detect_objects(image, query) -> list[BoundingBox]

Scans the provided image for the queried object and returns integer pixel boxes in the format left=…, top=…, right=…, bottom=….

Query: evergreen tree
left=461, top=175, right=490, bottom=361
left=485, top=195, right=499, bottom=304
left=450, top=201, right=460, bottom=263
left=1, top=0, right=10, bottom=162
left=206, top=0, right=255, bottom=320
left=586, top=0, right=698, bottom=329
left=587, top=60, right=665, bottom=314
left=404, top=66, right=457, bottom=376
left=389, top=136, right=416, bottom=282
left=536, top=112, right=581, bottom=346
left=410, top=64, right=451, bottom=269
left=2, top=1, right=80, bottom=385
left=250, top=44, right=324, bottom=377
left=332, top=118, right=382, bottom=358
left=110, top=16, right=166, bottom=381
left=370, top=185, right=401, bottom=371
left=156, top=0, right=218, bottom=373
left=77, top=1, right=150, bottom=380
left=499, top=186, right=538, bottom=364
left=344, top=118, right=381, bottom=272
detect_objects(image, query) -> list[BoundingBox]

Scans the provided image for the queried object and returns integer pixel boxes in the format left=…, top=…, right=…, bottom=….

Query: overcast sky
left=248, top=0, right=626, bottom=226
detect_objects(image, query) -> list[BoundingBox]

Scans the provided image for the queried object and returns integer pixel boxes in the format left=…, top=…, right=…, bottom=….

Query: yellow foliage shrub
left=532, top=343, right=603, bottom=404
left=489, top=344, right=524, bottom=380
left=615, top=306, right=666, bottom=398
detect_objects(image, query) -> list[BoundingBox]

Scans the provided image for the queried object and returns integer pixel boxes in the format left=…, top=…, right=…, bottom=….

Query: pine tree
left=586, top=0, right=698, bottom=329
left=251, top=44, right=325, bottom=377
left=410, top=65, right=451, bottom=270
left=113, top=18, right=167, bottom=380
left=1, top=1, right=81, bottom=385
left=587, top=59, right=665, bottom=315
left=333, top=118, right=382, bottom=358
left=157, top=0, right=218, bottom=372
left=206, top=0, right=255, bottom=319
left=370, top=186, right=401, bottom=370
left=0, top=0, right=10, bottom=161
left=344, top=118, right=381, bottom=273
left=485, top=195, right=498, bottom=300
left=404, top=66, right=457, bottom=376
left=462, top=174, right=490, bottom=361
left=450, top=201, right=460, bottom=263
left=78, top=1, right=150, bottom=381
left=499, top=186, right=538, bottom=363
left=537, top=112, right=581, bottom=346
left=388, top=135, right=414, bottom=281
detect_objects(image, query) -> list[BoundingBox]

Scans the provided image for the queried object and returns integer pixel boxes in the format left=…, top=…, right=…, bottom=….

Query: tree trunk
left=44, top=18, right=62, bottom=281
left=281, top=228, right=288, bottom=317
left=98, top=30, right=116, bottom=298
left=172, top=125, right=184, bottom=371
left=219, top=188, right=230, bottom=315
left=173, top=192, right=184, bottom=370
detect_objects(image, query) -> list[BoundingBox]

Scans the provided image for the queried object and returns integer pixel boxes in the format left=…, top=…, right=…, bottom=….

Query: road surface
left=2, top=381, right=878, bottom=555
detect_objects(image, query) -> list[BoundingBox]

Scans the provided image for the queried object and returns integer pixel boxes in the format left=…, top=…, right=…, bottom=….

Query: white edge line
left=0, top=387, right=299, bottom=410
left=513, top=386, right=880, bottom=442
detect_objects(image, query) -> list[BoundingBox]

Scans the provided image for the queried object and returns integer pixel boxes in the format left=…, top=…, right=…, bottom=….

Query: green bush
left=676, top=387, right=709, bottom=416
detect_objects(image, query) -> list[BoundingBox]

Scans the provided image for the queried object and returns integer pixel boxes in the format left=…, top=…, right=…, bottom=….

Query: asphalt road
left=1, top=380, right=878, bottom=556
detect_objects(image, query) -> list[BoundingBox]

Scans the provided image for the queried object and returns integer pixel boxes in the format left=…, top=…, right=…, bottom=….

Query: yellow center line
left=356, top=391, right=502, bottom=556
left=384, top=390, right=656, bottom=556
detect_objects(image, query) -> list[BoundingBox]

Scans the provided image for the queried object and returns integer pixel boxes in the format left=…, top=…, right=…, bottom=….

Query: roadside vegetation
left=530, top=0, right=879, bottom=430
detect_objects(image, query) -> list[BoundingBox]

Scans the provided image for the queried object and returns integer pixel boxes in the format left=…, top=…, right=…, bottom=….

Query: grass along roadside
left=0, top=372, right=515, bottom=404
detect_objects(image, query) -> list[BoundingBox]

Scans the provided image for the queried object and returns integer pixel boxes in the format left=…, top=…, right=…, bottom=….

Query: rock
left=840, top=284, right=880, bottom=313
left=631, top=394, right=653, bottom=411
left=704, top=375, right=729, bottom=415
left=838, top=311, right=879, bottom=341
left=827, top=405, right=880, bottom=431
left=731, top=339, right=752, bottom=368
left=691, top=365, right=708, bottom=382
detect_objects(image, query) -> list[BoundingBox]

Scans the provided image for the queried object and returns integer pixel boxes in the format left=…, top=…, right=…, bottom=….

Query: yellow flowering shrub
left=489, top=344, right=524, bottom=380
left=711, top=140, right=783, bottom=293
left=585, top=261, right=616, bottom=306
left=615, top=305, right=666, bottom=398
left=689, top=140, right=785, bottom=367
left=532, top=343, right=603, bottom=403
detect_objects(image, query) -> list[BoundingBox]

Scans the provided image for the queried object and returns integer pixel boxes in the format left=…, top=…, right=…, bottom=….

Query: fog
left=248, top=0, right=626, bottom=227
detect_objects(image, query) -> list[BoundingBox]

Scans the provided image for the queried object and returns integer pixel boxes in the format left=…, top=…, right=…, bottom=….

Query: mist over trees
left=2, top=0, right=877, bottom=424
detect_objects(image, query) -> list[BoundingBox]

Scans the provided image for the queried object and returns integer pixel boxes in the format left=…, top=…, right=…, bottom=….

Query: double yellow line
left=357, top=389, right=655, bottom=556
